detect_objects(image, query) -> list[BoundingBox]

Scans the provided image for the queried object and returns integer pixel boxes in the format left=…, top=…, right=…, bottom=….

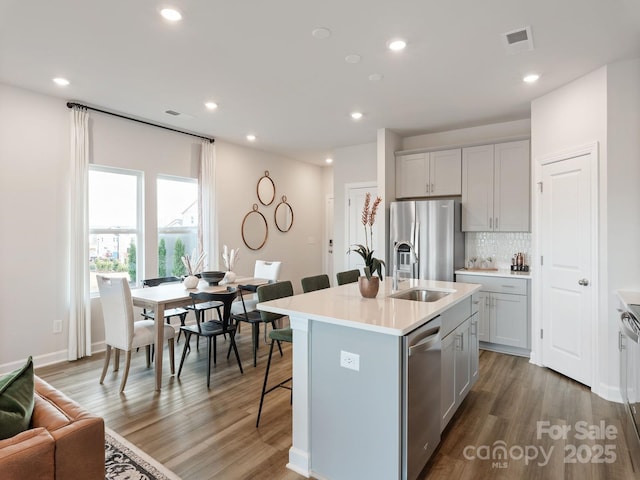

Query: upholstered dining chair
left=140, top=276, right=188, bottom=342
left=177, top=288, right=243, bottom=388
left=336, top=269, right=360, bottom=285
left=96, top=275, right=175, bottom=393
left=301, top=274, right=330, bottom=293
left=256, top=280, right=294, bottom=427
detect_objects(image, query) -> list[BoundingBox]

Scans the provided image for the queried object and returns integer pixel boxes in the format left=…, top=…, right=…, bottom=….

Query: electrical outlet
left=340, top=350, right=360, bottom=371
left=53, top=320, right=63, bottom=334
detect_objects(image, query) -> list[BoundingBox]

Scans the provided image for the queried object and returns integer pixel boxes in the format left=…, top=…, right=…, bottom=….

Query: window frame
left=88, top=164, right=144, bottom=295
left=156, top=174, right=199, bottom=277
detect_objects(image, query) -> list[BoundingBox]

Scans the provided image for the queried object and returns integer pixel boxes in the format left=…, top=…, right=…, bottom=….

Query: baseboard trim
left=0, top=342, right=106, bottom=374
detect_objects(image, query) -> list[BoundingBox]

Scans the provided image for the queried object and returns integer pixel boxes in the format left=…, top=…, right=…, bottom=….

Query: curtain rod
left=66, top=102, right=215, bottom=143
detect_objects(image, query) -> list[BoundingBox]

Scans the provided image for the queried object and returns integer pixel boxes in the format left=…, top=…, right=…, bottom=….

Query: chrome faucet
left=393, top=241, right=419, bottom=290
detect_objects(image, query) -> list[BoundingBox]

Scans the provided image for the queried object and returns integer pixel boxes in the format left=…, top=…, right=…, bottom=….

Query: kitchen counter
left=618, top=290, right=640, bottom=309
left=258, top=278, right=481, bottom=479
left=258, top=277, right=480, bottom=336
left=455, top=268, right=532, bottom=279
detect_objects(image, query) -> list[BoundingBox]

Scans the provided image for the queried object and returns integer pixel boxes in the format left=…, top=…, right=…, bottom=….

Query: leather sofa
left=0, top=376, right=104, bottom=479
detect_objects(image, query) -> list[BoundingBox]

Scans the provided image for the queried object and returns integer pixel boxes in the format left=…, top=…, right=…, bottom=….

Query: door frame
left=324, top=194, right=334, bottom=282
left=344, top=182, right=377, bottom=273
left=531, top=142, right=599, bottom=386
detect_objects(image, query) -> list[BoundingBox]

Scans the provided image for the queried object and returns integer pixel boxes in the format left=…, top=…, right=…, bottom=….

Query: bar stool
left=336, top=269, right=360, bottom=285
left=255, top=280, right=293, bottom=427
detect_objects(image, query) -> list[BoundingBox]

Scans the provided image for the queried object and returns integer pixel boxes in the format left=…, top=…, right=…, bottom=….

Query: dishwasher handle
left=620, top=312, right=639, bottom=344
left=408, top=331, right=441, bottom=356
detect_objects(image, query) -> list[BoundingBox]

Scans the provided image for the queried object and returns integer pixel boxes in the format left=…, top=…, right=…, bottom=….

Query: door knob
left=578, top=278, right=589, bottom=286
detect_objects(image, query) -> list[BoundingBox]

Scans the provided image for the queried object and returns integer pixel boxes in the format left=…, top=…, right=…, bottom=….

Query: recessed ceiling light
left=325, top=158, right=333, bottom=164
left=388, top=39, right=407, bottom=51
left=345, top=54, right=361, bottom=64
left=312, top=27, right=331, bottom=39
left=205, top=102, right=218, bottom=110
left=523, top=73, right=540, bottom=83
left=351, top=112, right=363, bottom=120
left=369, top=73, right=384, bottom=81
left=246, top=134, right=256, bottom=141
left=160, top=8, right=182, bottom=21
left=52, top=77, right=70, bottom=86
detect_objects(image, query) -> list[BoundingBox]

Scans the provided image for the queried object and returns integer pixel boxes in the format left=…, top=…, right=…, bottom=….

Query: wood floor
left=37, top=334, right=637, bottom=480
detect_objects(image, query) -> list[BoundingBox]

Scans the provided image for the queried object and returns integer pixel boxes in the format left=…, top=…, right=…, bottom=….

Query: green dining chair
left=336, top=269, right=360, bottom=285
left=301, top=274, right=330, bottom=293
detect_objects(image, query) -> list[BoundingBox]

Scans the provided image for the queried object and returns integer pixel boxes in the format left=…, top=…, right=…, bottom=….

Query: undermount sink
left=390, top=287, right=453, bottom=302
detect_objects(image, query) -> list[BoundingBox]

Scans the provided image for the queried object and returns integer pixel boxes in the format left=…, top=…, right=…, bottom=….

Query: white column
left=287, top=315, right=311, bottom=477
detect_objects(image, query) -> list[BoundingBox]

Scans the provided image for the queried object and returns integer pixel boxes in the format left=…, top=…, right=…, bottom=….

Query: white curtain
left=199, top=140, right=218, bottom=270
left=68, top=106, right=92, bottom=360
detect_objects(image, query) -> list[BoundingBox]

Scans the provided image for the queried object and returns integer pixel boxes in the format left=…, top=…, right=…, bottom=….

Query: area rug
left=105, top=427, right=182, bottom=480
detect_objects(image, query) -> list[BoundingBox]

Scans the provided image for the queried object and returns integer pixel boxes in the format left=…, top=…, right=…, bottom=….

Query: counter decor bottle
left=350, top=193, right=385, bottom=298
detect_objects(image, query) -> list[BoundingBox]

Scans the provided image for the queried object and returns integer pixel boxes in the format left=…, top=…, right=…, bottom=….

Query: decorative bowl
left=199, top=271, right=226, bottom=286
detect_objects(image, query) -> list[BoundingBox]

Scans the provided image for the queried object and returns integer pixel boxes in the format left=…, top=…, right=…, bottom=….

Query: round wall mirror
left=274, top=195, right=294, bottom=232
left=241, top=204, right=268, bottom=250
left=257, top=171, right=276, bottom=206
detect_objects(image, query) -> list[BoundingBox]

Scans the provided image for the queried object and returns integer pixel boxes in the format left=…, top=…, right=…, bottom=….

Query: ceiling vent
left=502, top=26, right=534, bottom=54
left=165, top=109, right=181, bottom=116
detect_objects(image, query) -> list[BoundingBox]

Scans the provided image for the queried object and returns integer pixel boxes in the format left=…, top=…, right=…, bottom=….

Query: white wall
left=401, top=119, right=531, bottom=151
left=215, top=141, right=326, bottom=289
left=0, top=84, right=70, bottom=369
left=531, top=59, right=640, bottom=400
left=331, top=142, right=377, bottom=278
left=0, top=82, right=326, bottom=371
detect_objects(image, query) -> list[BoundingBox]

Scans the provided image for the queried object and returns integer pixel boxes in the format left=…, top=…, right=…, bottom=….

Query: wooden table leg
left=155, top=303, right=165, bottom=391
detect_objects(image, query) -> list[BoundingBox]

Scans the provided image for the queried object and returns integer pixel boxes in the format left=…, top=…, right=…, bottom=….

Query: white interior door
left=347, top=185, right=377, bottom=271
left=541, top=153, right=595, bottom=386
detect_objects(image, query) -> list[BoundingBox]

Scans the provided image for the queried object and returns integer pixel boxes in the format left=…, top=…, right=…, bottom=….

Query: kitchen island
left=258, top=277, right=481, bottom=480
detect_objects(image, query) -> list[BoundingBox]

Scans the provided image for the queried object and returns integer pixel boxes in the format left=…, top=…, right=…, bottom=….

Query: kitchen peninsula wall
left=465, top=232, right=531, bottom=270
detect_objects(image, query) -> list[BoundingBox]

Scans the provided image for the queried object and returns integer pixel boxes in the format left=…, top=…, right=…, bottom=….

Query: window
left=157, top=176, right=198, bottom=277
left=89, top=166, right=142, bottom=294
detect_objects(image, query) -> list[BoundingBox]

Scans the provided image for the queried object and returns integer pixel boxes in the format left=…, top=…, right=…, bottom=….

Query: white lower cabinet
left=457, top=274, right=530, bottom=355
left=441, top=305, right=479, bottom=432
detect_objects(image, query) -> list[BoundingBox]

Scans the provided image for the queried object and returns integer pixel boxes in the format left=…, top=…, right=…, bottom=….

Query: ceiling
left=1, top=1, right=639, bottom=165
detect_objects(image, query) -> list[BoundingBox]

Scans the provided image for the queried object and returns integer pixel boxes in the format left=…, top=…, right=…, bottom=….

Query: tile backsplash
left=465, top=232, right=531, bottom=270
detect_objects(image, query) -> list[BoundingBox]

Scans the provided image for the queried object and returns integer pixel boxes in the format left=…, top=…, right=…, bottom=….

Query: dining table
left=130, top=276, right=267, bottom=390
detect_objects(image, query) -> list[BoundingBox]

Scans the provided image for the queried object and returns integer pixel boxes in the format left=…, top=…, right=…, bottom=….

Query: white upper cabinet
left=396, top=148, right=461, bottom=198
left=462, top=140, right=530, bottom=232
left=494, top=141, right=530, bottom=232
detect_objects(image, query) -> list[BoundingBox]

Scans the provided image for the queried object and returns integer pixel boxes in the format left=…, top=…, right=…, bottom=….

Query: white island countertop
left=257, top=277, right=481, bottom=336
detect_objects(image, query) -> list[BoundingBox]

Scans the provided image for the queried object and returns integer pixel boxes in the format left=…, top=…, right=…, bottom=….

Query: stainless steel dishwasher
left=402, top=316, right=442, bottom=480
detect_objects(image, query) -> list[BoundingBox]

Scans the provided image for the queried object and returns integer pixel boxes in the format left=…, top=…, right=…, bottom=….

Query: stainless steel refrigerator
left=389, top=199, right=464, bottom=282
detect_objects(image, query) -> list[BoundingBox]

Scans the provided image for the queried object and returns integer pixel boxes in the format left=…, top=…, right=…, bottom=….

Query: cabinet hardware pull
left=501, top=285, right=515, bottom=288
left=431, top=183, right=434, bottom=193
left=489, top=217, right=493, bottom=229
left=426, top=183, right=430, bottom=193
left=495, top=217, right=498, bottom=229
